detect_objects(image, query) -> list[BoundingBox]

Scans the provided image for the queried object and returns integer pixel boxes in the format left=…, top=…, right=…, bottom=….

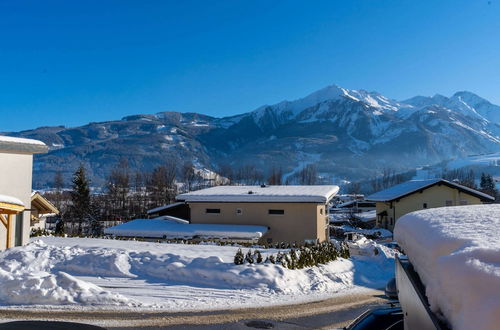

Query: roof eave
left=0, top=142, right=48, bottom=154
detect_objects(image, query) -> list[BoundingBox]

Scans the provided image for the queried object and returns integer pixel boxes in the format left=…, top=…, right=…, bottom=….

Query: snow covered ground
left=394, top=205, right=500, bottom=330
left=0, top=236, right=395, bottom=311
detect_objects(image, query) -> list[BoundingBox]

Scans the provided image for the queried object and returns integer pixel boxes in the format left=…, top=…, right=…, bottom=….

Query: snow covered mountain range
left=5, top=85, right=500, bottom=188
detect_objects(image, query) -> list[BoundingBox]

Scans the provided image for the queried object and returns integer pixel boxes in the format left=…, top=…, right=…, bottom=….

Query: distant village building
left=0, top=136, right=48, bottom=250
left=366, top=179, right=494, bottom=231
left=176, top=185, right=339, bottom=243
left=30, top=191, right=59, bottom=232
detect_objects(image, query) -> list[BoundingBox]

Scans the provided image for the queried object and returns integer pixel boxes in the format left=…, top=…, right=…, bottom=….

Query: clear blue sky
left=1, top=0, right=499, bottom=132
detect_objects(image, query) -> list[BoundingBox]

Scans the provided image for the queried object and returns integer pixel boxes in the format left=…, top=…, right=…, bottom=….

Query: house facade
left=0, top=136, right=48, bottom=250
left=177, top=185, right=339, bottom=244
left=366, top=179, right=494, bottom=231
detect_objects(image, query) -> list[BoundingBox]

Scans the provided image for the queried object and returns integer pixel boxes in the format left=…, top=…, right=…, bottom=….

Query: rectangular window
left=460, top=200, right=468, bottom=205
left=423, top=203, right=428, bottom=209
left=445, top=200, right=453, bottom=206
left=268, top=209, right=284, bottom=215
left=206, top=208, right=220, bottom=214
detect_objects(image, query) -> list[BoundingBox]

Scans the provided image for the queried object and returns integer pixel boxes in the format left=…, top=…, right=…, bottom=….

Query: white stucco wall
left=0, top=152, right=33, bottom=250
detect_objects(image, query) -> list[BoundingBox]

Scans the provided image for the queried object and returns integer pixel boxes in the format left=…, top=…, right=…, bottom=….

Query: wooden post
left=6, top=214, right=13, bottom=249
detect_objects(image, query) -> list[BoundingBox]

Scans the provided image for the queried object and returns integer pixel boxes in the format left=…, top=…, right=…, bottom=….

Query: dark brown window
left=423, top=203, right=428, bottom=209
left=206, top=208, right=220, bottom=214
left=268, top=209, right=284, bottom=215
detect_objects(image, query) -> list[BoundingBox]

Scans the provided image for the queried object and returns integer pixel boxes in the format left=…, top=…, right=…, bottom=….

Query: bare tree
left=298, top=164, right=317, bottom=185
left=346, top=181, right=361, bottom=195
left=441, top=168, right=476, bottom=189
left=267, top=166, right=283, bottom=185
left=235, top=164, right=264, bottom=185
left=181, top=161, right=197, bottom=192
left=106, top=159, right=131, bottom=220
left=147, top=161, right=178, bottom=208
left=218, top=163, right=234, bottom=185
left=53, top=170, right=64, bottom=211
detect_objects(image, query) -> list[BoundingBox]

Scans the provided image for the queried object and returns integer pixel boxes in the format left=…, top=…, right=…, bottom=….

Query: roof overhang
left=367, top=180, right=495, bottom=203
left=0, top=202, right=25, bottom=214
left=31, top=192, right=59, bottom=215
left=0, top=136, right=48, bottom=154
left=147, top=201, right=186, bottom=214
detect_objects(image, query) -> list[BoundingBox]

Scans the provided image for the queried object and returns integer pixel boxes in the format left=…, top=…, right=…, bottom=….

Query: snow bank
left=394, top=205, right=500, bottom=330
left=0, top=237, right=395, bottom=309
left=0, top=241, right=133, bottom=306
left=104, top=219, right=268, bottom=240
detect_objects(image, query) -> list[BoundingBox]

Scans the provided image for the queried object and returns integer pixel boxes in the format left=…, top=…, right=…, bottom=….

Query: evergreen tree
left=255, top=250, right=263, bottom=263
left=289, top=249, right=298, bottom=269
left=480, top=172, right=497, bottom=199
left=53, top=171, right=64, bottom=211
left=234, top=248, right=244, bottom=265
left=54, top=218, right=65, bottom=236
left=245, top=250, right=254, bottom=264
left=69, top=165, right=92, bottom=235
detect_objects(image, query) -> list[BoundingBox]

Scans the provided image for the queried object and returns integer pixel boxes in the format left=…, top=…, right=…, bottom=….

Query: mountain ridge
left=4, top=85, right=499, bottom=188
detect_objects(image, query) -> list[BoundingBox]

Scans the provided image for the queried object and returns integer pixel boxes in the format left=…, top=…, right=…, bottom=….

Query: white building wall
left=0, top=152, right=33, bottom=250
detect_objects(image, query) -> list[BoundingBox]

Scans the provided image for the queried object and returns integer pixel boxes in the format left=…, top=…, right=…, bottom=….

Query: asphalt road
left=0, top=289, right=388, bottom=330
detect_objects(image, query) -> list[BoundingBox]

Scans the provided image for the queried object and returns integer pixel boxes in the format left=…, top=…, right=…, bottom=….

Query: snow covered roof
left=177, top=185, right=339, bottom=203
left=0, top=135, right=48, bottom=154
left=352, top=210, right=376, bottom=222
left=366, top=179, right=494, bottom=202
left=0, top=194, right=24, bottom=207
left=394, top=205, right=500, bottom=330
left=147, top=202, right=185, bottom=214
left=104, top=219, right=268, bottom=240
left=336, top=200, right=376, bottom=208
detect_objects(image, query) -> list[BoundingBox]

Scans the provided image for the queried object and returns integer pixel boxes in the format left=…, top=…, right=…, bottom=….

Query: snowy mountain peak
left=451, top=91, right=486, bottom=104
left=403, top=92, right=498, bottom=123
left=249, top=84, right=405, bottom=125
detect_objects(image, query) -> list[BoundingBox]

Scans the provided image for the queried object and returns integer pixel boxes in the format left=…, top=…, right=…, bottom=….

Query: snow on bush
left=234, top=242, right=351, bottom=270
left=0, top=237, right=395, bottom=308
left=394, top=205, right=500, bottom=330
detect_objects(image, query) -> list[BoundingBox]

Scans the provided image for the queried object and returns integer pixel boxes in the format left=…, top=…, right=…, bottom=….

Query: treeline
left=44, top=159, right=225, bottom=236
left=344, top=168, right=417, bottom=195
left=219, top=163, right=319, bottom=185
left=43, top=160, right=325, bottom=236
left=441, top=168, right=498, bottom=200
